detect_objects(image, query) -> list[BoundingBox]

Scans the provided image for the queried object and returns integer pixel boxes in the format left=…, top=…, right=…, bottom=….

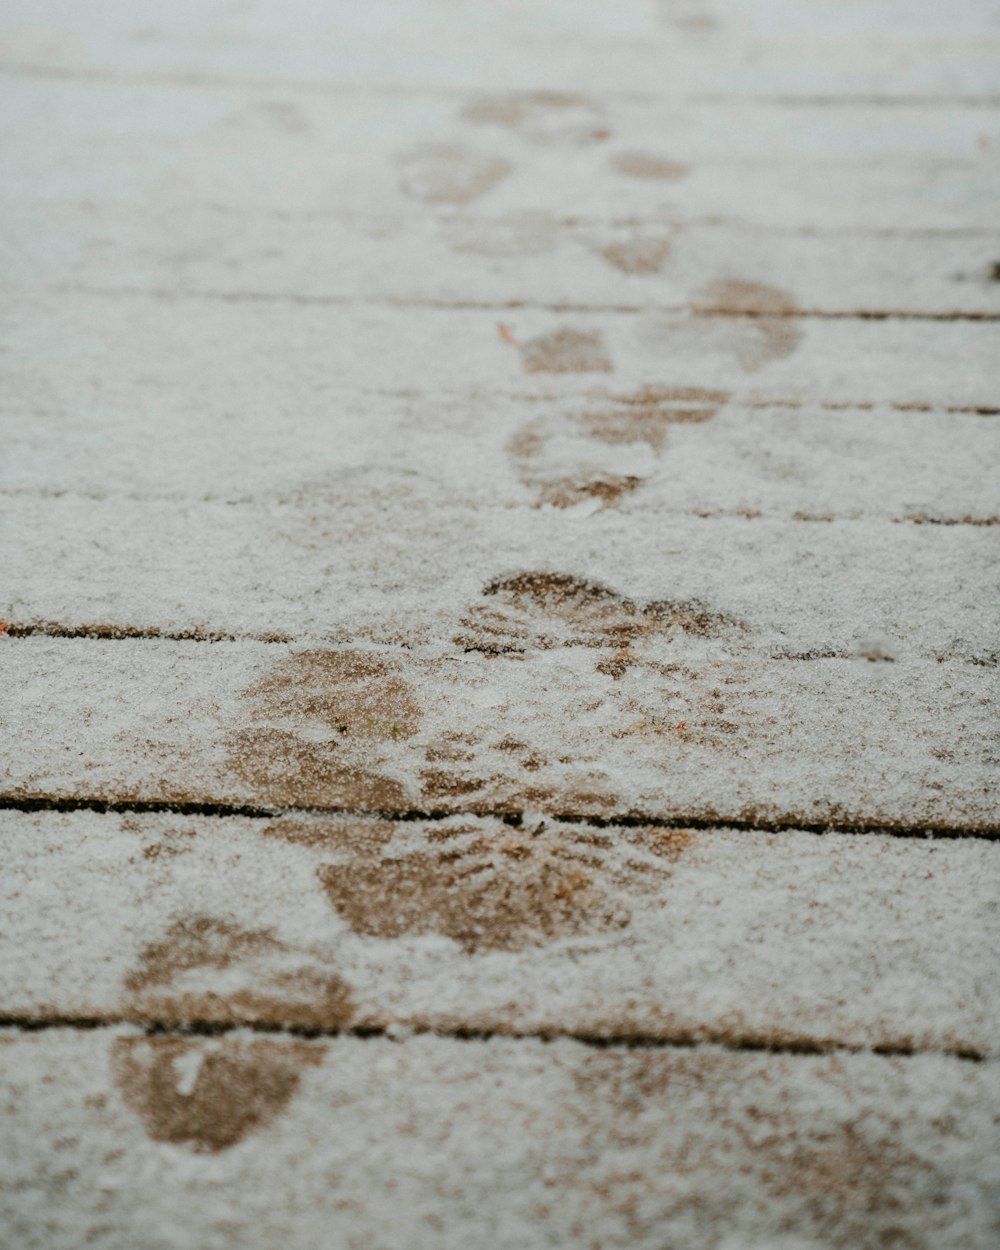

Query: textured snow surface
left=2, top=1032, right=999, bottom=1250
left=2, top=637, right=997, bottom=828
left=2, top=809, right=998, bottom=1053
left=2, top=0, right=999, bottom=1245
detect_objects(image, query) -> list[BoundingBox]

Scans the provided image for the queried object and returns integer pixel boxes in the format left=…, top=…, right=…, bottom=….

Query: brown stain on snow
left=455, top=571, right=743, bottom=654
left=227, top=649, right=420, bottom=809
left=520, top=328, right=612, bottom=374
left=236, top=650, right=420, bottom=741
left=112, top=1035, right=323, bottom=1153
left=570, top=1050, right=948, bottom=1249
left=611, top=151, right=689, bottom=181
left=508, top=386, right=728, bottom=506
left=461, top=92, right=608, bottom=145
left=263, top=815, right=396, bottom=854
left=123, top=915, right=355, bottom=1031
left=229, top=728, right=412, bottom=810
left=451, top=571, right=750, bottom=753
left=580, top=386, right=728, bottom=450
left=599, top=237, right=671, bottom=275
left=315, top=820, right=691, bottom=952
left=699, top=279, right=803, bottom=369
left=536, top=475, right=645, bottom=509
left=396, top=143, right=511, bottom=204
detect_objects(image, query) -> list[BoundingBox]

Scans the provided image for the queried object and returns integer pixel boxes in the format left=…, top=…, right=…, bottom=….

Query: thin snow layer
left=2, top=1030, right=998, bottom=1250
left=6, top=206, right=1000, bottom=314
left=2, top=637, right=996, bottom=829
left=3, top=506, right=998, bottom=658
left=2, top=809, right=998, bottom=1053
left=4, top=389, right=998, bottom=518
left=3, top=1, right=999, bottom=1244
left=4, top=292, right=999, bottom=415
left=4, top=79, right=999, bottom=230
left=1, top=0, right=997, bottom=96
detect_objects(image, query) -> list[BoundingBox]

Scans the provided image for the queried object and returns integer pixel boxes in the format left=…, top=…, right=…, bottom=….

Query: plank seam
left=1, top=796, right=996, bottom=840
left=97, top=207, right=1000, bottom=237
left=23, top=284, right=1000, bottom=321
left=0, top=1016, right=987, bottom=1062
left=3, top=62, right=1000, bottom=108
left=3, top=505, right=999, bottom=522
left=4, top=625, right=997, bottom=668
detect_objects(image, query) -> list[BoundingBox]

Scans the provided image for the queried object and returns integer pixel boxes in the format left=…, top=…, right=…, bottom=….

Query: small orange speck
left=0, top=620, right=9, bottom=636
left=675, top=722, right=686, bottom=731
left=497, top=323, right=517, bottom=345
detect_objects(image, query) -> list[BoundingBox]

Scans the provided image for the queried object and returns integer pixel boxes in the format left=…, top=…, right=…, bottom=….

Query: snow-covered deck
left=2, top=2, right=998, bottom=1246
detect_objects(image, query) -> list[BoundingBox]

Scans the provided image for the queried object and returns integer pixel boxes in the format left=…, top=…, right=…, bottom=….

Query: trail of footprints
left=393, top=90, right=805, bottom=368
left=113, top=88, right=803, bottom=1152
left=118, top=568, right=750, bottom=1147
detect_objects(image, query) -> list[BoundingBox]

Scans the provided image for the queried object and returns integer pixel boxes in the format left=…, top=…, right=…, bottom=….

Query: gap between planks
left=0, top=1016, right=987, bottom=1064
left=2, top=503, right=997, bottom=520
left=21, top=283, right=1000, bottom=322
left=2, top=796, right=997, bottom=841
left=4, top=624, right=997, bottom=667
left=110, top=208, right=1000, bottom=238
left=3, top=62, right=1000, bottom=108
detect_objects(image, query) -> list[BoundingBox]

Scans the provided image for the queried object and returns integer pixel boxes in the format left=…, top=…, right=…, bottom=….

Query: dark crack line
left=22, top=283, right=1000, bottom=322
left=4, top=625, right=998, bottom=668
left=5, top=393, right=997, bottom=417
left=0, top=1015, right=987, bottom=1063
left=27, top=198, right=998, bottom=237
left=1, top=795, right=997, bottom=841
left=4, top=622, right=292, bottom=644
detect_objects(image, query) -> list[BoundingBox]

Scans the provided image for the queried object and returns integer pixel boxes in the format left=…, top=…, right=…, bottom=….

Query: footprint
left=227, top=649, right=421, bottom=809
left=697, top=279, right=802, bottom=370
left=461, top=92, right=610, bottom=146
left=112, top=1035, right=323, bottom=1153
left=396, top=143, right=511, bottom=204
left=123, top=914, right=355, bottom=1030
left=455, top=570, right=742, bottom=654
left=599, top=236, right=672, bottom=275
left=611, top=152, right=689, bottom=181
left=520, top=328, right=612, bottom=374
left=509, top=386, right=728, bottom=507
left=266, top=815, right=691, bottom=953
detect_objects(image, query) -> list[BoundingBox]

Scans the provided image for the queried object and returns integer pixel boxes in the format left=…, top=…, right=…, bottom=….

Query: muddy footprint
left=509, top=386, right=728, bottom=508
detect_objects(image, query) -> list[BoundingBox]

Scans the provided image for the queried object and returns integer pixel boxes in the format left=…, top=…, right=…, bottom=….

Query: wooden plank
left=3, top=809, right=998, bottom=1053
left=6, top=205, right=1000, bottom=315
left=3, top=80, right=999, bottom=230
left=3, top=0, right=999, bottom=97
left=2, top=638, right=996, bottom=830
left=1, top=1030, right=997, bottom=1249
left=3, top=293, right=998, bottom=412
left=4, top=393, right=998, bottom=519
left=4, top=504, right=996, bottom=656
